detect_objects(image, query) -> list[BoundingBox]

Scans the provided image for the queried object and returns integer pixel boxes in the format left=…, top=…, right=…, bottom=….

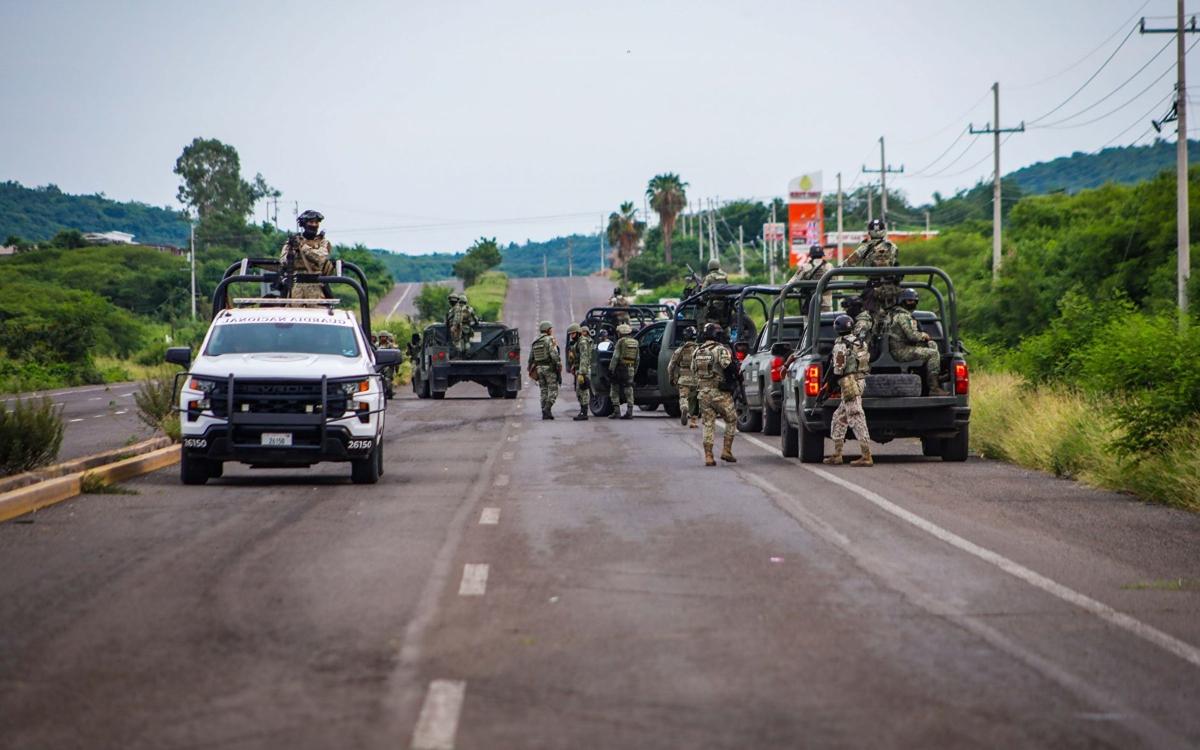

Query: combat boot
left=929, top=384, right=951, bottom=397
left=704, top=445, right=716, bottom=467
left=573, top=406, right=588, bottom=421
left=823, top=439, right=845, bottom=465
left=621, top=403, right=634, bottom=419
left=542, top=407, right=553, bottom=420
left=720, top=434, right=736, bottom=463
left=850, top=444, right=874, bottom=467
left=680, top=410, right=688, bottom=426
left=608, top=406, right=619, bottom=419
left=689, top=416, right=698, bottom=429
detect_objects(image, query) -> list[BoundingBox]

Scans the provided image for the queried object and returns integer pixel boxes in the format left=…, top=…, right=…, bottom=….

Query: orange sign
left=787, top=173, right=825, bottom=268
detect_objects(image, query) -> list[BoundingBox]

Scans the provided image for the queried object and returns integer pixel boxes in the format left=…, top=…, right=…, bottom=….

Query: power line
left=1100, top=88, right=1176, bottom=148
left=902, top=135, right=984, bottom=179
left=905, top=125, right=972, bottom=177
left=1026, top=23, right=1140, bottom=125
left=892, top=89, right=992, bottom=145
left=1009, top=0, right=1151, bottom=90
left=1032, top=35, right=1174, bottom=128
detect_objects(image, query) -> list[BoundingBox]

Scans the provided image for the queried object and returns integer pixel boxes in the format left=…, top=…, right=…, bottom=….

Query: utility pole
left=709, top=199, right=718, bottom=262
left=836, top=172, right=844, bottom=265
left=1142, top=3, right=1198, bottom=324
left=769, top=202, right=777, bottom=285
left=698, top=205, right=705, bottom=261
left=866, top=183, right=874, bottom=222
left=924, top=210, right=931, bottom=237
left=567, top=237, right=573, bottom=277
left=293, top=201, right=299, bottom=225
left=862, top=137, right=904, bottom=223
left=543, top=250, right=548, bottom=278
left=189, top=221, right=197, bottom=320
left=599, top=217, right=606, bottom=272
left=738, top=225, right=745, bottom=275
left=971, top=82, right=1025, bottom=282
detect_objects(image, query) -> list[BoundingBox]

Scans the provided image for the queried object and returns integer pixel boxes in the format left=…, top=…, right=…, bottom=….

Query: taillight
left=507, top=350, right=519, bottom=361
left=435, top=350, right=447, bottom=362
left=804, top=364, right=821, bottom=397
left=770, top=356, right=785, bottom=383
left=735, top=350, right=747, bottom=362
left=954, top=361, right=969, bottom=395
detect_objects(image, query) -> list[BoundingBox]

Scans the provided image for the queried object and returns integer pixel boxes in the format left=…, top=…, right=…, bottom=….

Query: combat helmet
left=867, top=217, right=887, bottom=240
left=539, top=320, right=553, bottom=333
left=898, top=288, right=919, bottom=310
left=566, top=323, right=580, bottom=335
left=808, top=243, right=825, bottom=259
left=702, top=322, right=723, bottom=340
left=707, top=258, right=721, bottom=271
left=297, top=209, right=324, bottom=239
left=833, top=315, right=853, bottom=335
left=681, top=325, right=697, bottom=341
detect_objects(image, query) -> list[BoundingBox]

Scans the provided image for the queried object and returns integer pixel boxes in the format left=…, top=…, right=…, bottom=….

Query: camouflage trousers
left=609, top=365, right=635, bottom=405
left=863, top=283, right=899, bottom=315
left=535, top=365, right=558, bottom=409
left=450, top=325, right=472, bottom=356
left=290, top=283, right=327, bottom=300
left=677, top=381, right=698, bottom=418
left=831, top=386, right=870, bottom=443
left=698, top=387, right=737, bottom=448
left=891, top=344, right=941, bottom=389
left=574, top=373, right=591, bottom=407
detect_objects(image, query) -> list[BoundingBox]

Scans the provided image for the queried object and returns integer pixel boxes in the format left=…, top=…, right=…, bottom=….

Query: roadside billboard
left=787, top=172, right=825, bottom=268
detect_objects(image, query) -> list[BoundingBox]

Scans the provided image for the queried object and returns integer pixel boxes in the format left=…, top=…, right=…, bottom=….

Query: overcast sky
left=1, top=0, right=1192, bottom=253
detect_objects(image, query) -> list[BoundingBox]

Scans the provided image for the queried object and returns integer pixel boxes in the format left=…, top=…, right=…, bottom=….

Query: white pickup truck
left=165, top=259, right=400, bottom=485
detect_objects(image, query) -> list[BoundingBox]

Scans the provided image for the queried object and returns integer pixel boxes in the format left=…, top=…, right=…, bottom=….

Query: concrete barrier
left=0, top=446, right=179, bottom=524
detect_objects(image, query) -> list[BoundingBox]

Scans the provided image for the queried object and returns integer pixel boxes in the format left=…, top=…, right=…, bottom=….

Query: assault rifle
left=275, top=233, right=301, bottom=298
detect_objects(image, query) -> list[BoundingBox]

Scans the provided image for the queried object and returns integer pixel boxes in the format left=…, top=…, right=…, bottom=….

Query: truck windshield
left=205, top=323, right=360, bottom=357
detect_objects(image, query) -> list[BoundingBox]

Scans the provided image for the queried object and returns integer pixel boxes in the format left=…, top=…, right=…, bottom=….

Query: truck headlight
left=188, top=377, right=218, bottom=393
left=337, top=379, right=371, bottom=396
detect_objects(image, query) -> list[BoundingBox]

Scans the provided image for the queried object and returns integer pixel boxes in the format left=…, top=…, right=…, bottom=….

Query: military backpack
left=616, top=336, right=639, bottom=366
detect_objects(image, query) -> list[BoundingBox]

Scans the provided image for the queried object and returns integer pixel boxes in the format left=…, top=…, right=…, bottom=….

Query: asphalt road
left=2, top=275, right=1199, bottom=749
left=374, top=279, right=463, bottom=322
left=2, top=383, right=155, bottom=462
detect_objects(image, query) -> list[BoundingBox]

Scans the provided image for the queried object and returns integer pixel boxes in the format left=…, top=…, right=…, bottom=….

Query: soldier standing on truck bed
left=691, top=322, right=738, bottom=466
left=824, top=314, right=874, bottom=467
left=445, top=292, right=478, bottom=358
left=528, top=321, right=561, bottom=420
left=566, top=324, right=593, bottom=421
left=886, top=289, right=948, bottom=396
left=701, top=258, right=728, bottom=289
left=667, top=325, right=699, bottom=428
left=609, top=287, right=631, bottom=326
left=608, top=323, right=639, bottom=420
left=281, top=210, right=334, bottom=299
left=844, top=218, right=899, bottom=319
left=788, top=244, right=833, bottom=312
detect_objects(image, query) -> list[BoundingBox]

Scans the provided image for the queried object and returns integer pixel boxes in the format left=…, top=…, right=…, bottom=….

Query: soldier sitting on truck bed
left=885, top=289, right=948, bottom=396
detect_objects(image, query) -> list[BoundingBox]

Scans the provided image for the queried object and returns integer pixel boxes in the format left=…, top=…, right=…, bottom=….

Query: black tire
left=431, top=389, right=445, bottom=400
left=663, top=400, right=681, bottom=418
left=781, top=420, right=799, bottom=458
left=637, top=403, right=659, bottom=412
left=209, top=461, right=224, bottom=479
left=941, top=425, right=969, bottom=462
left=762, top=396, right=782, bottom=436
left=864, top=373, right=922, bottom=398
left=487, top=383, right=504, bottom=399
left=738, top=400, right=763, bottom=433
left=590, top=392, right=613, bottom=417
left=504, top=388, right=518, bottom=399
left=799, top=423, right=824, bottom=463
left=384, top=381, right=395, bottom=400
left=180, top=450, right=209, bottom=485
left=351, top=443, right=382, bottom=484
left=416, top=377, right=429, bottom=399
left=921, top=436, right=942, bottom=457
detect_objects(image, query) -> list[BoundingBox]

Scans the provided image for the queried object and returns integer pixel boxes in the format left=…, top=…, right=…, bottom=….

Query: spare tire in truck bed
left=863, top=373, right=922, bottom=398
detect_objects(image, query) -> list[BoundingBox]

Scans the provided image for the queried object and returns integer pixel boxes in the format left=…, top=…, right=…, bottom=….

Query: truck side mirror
left=375, top=349, right=403, bottom=367
left=165, top=347, right=192, bottom=368
left=770, top=342, right=792, bottom=358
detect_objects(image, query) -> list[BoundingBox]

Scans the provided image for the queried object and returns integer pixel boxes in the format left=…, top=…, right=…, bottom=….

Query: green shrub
left=414, top=283, right=453, bottom=322
left=134, top=369, right=181, bottom=441
left=0, top=397, right=65, bottom=475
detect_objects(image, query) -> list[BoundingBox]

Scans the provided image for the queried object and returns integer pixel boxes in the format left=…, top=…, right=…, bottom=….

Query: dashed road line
left=68, top=418, right=84, bottom=423
left=458, top=564, right=489, bottom=596
left=494, top=474, right=509, bottom=487
left=501, top=452, right=513, bottom=461
left=737, top=433, right=1200, bottom=671
left=410, top=679, right=466, bottom=750
left=479, top=507, right=500, bottom=525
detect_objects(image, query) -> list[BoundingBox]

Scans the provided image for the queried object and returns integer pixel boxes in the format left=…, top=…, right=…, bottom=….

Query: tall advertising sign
left=787, top=172, right=825, bottom=268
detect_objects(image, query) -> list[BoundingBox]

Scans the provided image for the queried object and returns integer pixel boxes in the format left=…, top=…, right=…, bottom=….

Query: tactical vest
left=676, top=342, right=696, bottom=373
left=692, top=342, right=720, bottom=380
left=862, top=240, right=897, bottom=268
left=531, top=335, right=555, bottom=365
left=840, top=335, right=871, bottom=375
left=616, top=336, right=638, bottom=366
left=885, top=308, right=912, bottom=348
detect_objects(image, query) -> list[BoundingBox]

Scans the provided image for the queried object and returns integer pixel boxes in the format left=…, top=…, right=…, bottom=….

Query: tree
left=606, top=202, right=645, bottom=284
left=414, top=283, right=453, bottom=321
left=646, top=173, right=688, bottom=265
left=453, top=236, right=502, bottom=286
left=173, top=137, right=266, bottom=224
left=50, top=229, right=86, bottom=248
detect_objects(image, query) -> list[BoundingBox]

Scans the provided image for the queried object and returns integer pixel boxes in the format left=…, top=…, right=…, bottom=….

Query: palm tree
left=605, top=201, right=645, bottom=284
left=646, top=173, right=688, bottom=265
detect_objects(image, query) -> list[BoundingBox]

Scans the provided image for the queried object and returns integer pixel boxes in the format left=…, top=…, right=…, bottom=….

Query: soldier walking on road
left=886, top=289, right=948, bottom=396
left=667, top=325, right=699, bottom=428
left=824, top=314, right=874, bottom=467
left=691, top=322, right=738, bottom=466
left=280, top=210, right=334, bottom=299
left=566, top=324, right=593, bottom=421
left=701, top=258, right=728, bottom=289
left=608, top=323, right=638, bottom=420
left=528, top=320, right=561, bottom=420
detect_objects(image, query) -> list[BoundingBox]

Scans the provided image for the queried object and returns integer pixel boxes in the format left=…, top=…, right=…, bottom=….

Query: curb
left=0, top=446, right=179, bottom=524
left=0, top=436, right=173, bottom=494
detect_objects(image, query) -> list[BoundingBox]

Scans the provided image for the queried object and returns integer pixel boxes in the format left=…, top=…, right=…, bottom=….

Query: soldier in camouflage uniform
left=824, top=314, right=874, bottom=467
left=608, top=287, right=631, bottom=326
left=446, top=293, right=478, bottom=358
left=691, top=322, right=738, bottom=466
left=280, top=210, right=334, bottom=299
left=527, top=320, right=561, bottom=420
left=608, top=322, right=639, bottom=420
left=885, top=289, right=948, bottom=396
left=566, top=323, right=594, bottom=421
left=666, top=325, right=699, bottom=428
left=787, top=244, right=833, bottom=312
left=701, top=258, right=728, bottom=289
left=843, top=296, right=875, bottom=340
left=844, top=218, right=900, bottom=317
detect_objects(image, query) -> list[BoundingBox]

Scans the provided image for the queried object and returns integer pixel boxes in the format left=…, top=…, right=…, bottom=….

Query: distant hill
left=0, top=181, right=189, bottom=246
left=1007, top=138, right=1200, bottom=195
left=376, top=233, right=605, bottom=281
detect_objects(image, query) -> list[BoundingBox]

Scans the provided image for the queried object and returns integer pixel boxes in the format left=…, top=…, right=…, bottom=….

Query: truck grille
left=209, top=380, right=349, bottom=417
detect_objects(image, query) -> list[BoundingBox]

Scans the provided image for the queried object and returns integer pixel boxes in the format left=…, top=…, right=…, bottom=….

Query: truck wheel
left=180, top=450, right=210, bottom=485
left=416, top=378, right=429, bottom=399
left=920, top=436, right=942, bottom=457
left=504, top=388, right=518, bottom=399
left=487, top=384, right=504, bottom=398
left=799, top=423, right=824, bottom=463
left=637, top=403, right=659, bottom=412
left=762, top=397, right=781, bottom=436
left=590, top=393, right=613, bottom=417
left=781, top=421, right=799, bottom=458
left=738, top=401, right=763, bottom=433
left=352, top=443, right=382, bottom=484
left=209, top=461, right=224, bottom=479
left=941, top=425, right=969, bottom=462
left=431, top=389, right=445, bottom=400
left=663, top=401, right=681, bottom=418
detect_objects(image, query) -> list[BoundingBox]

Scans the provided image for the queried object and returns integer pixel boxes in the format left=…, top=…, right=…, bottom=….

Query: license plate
left=261, top=432, right=293, bottom=447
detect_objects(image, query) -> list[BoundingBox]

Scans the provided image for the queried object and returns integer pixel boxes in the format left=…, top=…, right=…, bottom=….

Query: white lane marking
left=738, top=433, right=1200, bottom=671
left=479, top=507, right=500, bottom=525
left=120, top=392, right=134, bottom=398
left=410, top=679, right=466, bottom=750
left=88, top=397, right=102, bottom=401
left=69, top=418, right=84, bottom=423
left=114, top=410, right=128, bottom=415
left=501, top=452, right=513, bottom=461
left=91, top=414, right=105, bottom=419
left=494, top=474, right=509, bottom=487
left=387, top=283, right=416, bottom=321
left=506, top=435, right=518, bottom=442
left=458, top=564, right=489, bottom=596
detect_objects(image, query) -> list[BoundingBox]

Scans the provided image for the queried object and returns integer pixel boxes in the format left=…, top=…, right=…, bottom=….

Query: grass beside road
left=466, top=271, right=508, bottom=322
left=970, top=371, right=1200, bottom=512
